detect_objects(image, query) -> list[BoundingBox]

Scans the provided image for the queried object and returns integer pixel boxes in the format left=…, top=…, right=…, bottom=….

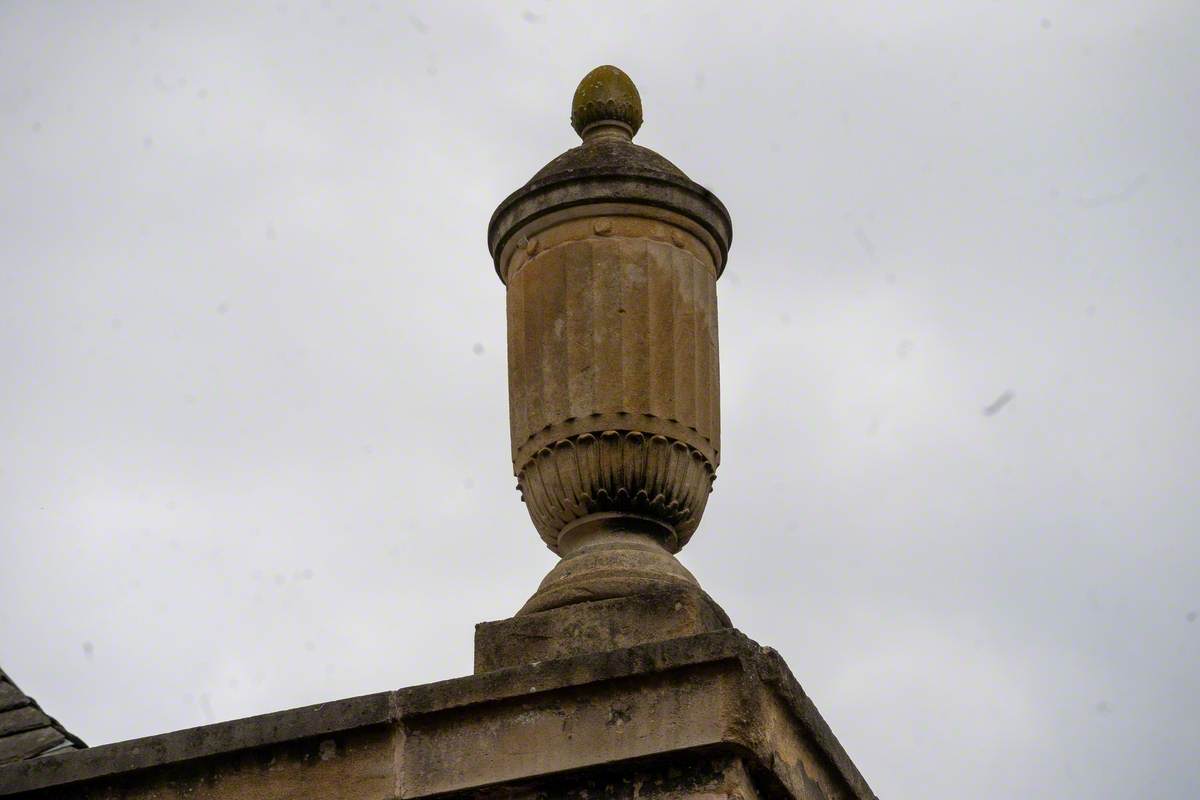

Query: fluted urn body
left=489, top=66, right=731, bottom=614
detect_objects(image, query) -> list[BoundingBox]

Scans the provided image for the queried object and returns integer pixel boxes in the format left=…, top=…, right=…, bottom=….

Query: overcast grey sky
left=2, top=2, right=1197, bottom=797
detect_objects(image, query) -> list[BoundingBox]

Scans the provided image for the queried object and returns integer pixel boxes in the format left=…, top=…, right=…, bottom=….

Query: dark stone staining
left=457, top=752, right=760, bottom=800
left=529, top=139, right=688, bottom=185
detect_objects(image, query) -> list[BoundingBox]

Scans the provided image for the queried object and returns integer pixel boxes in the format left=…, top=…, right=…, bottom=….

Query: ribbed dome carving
left=519, top=431, right=714, bottom=554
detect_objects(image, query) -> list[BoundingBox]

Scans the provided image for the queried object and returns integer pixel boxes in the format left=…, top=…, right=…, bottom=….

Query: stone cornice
left=0, top=631, right=875, bottom=800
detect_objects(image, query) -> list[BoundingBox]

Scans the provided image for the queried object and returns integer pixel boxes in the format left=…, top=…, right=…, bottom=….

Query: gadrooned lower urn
left=489, top=66, right=731, bottom=614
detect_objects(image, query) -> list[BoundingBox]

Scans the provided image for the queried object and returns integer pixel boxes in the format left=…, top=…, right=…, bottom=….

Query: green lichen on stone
left=571, top=65, right=643, bottom=138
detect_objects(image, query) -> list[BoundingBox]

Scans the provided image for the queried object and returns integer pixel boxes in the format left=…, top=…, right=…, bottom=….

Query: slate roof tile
left=0, top=668, right=84, bottom=765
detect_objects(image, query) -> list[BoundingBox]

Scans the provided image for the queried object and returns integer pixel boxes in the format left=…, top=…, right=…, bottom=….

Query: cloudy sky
left=2, top=2, right=1197, bottom=797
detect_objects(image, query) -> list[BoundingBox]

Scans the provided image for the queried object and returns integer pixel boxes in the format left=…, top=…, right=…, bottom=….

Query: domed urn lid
left=487, top=66, right=732, bottom=280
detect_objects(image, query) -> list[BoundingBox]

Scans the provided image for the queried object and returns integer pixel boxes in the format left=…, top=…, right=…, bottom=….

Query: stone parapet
left=0, top=631, right=876, bottom=800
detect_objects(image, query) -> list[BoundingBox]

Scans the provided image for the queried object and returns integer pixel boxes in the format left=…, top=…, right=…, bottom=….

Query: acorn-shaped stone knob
left=570, top=65, right=643, bottom=140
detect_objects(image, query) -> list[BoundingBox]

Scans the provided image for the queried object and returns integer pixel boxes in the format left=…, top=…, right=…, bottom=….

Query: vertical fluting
left=621, top=238, right=650, bottom=415
left=647, top=239, right=674, bottom=424
left=504, top=220, right=720, bottom=552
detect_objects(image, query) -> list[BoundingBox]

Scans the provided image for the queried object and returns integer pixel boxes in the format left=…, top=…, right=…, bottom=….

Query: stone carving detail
left=570, top=65, right=643, bottom=137
left=505, top=218, right=720, bottom=554
left=518, top=430, right=714, bottom=554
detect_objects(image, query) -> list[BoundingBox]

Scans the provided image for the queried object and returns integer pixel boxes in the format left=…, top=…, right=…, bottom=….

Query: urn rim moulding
left=487, top=152, right=733, bottom=283
left=498, top=203, right=723, bottom=288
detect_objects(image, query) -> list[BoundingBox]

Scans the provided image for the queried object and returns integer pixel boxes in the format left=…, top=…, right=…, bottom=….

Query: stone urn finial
left=488, top=67, right=732, bottom=616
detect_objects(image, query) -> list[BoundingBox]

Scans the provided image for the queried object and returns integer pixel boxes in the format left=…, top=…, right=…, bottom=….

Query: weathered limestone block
left=474, top=587, right=730, bottom=673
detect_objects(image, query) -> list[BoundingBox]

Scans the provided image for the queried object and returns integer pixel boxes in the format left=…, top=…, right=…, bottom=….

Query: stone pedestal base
left=475, top=587, right=731, bottom=673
